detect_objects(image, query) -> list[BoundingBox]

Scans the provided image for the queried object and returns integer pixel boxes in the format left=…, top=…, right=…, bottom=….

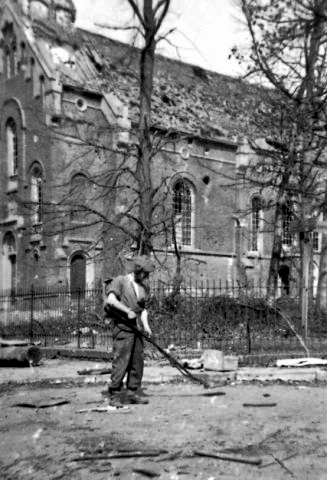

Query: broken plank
left=259, top=453, right=298, bottom=469
left=194, top=450, right=262, bottom=465
left=76, top=405, right=130, bottom=413
left=77, top=368, right=112, bottom=375
left=12, top=400, right=70, bottom=409
left=276, top=358, right=327, bottom=367
left=133, top=464, right=162, bottom=477
left=272, top=455, right=295, bottom=477
left=72, top=450, right=166, bottom=461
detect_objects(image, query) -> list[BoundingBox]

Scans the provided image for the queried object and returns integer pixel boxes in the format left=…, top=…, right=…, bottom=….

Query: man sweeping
left=104, top=256, right=156, bottom=407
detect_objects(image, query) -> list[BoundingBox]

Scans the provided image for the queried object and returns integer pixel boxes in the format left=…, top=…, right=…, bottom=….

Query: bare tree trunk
left=267, top=203, right=283, bottom=296
left=136, top=12, right=155, bottom=254
left=316, top=238, right=327, bottom=314
left=125, top=0, right=171, bottom=255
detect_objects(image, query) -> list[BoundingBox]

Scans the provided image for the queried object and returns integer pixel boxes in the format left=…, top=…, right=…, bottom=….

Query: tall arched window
left=70, top=252, right=86, bottom=296
left=172, top=179, right=194, bottom=247
left=2, top=232, right=16, bottom=294
left=39, top=75, right=45, bottom=102
left=70, top=173, right=87, bottom=222
left=12, top=43, right=17, bottom=76
left=2, top=24, right=16, bottom=80
left=19, top=41, right=26, bottom=72
left=282, top=202, right=294, bottom=247
left=6, top=118, right=18, bottom=176
left=5, top=47, right=11, bottom=79
left=250, top=196, right=263, bottom=252
left=31, top=165, right=43, bottom=224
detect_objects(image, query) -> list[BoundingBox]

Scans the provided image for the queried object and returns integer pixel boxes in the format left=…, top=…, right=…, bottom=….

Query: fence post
left=30, top=284, right=35, bottom=343
left=77, top=288, right=81, bottom=349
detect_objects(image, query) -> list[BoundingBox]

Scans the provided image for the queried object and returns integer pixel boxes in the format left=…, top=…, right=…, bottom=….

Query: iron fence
left=1, top=281, right=327, bottom=356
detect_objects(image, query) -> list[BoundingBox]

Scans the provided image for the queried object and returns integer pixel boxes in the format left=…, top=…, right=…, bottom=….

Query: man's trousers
left=109, top=325, right=144, bottom=393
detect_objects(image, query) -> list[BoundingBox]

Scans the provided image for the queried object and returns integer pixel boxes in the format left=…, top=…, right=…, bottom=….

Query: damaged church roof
left=32, top=21, right=267, bottom=141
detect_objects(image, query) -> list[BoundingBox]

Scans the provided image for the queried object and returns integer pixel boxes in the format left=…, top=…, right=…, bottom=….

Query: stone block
left=203, top=349, right=224, bottom=371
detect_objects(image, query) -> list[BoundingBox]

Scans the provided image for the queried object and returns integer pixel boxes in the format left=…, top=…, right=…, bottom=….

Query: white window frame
left=172, top=179, right=195, bottom=249
left=249, top=196, right=263, bottom=253
left=6, top=119, right=18, bottom=176
left=282, top=202, right=294, bottom=248
left=31, top=167, right=43, bottom=224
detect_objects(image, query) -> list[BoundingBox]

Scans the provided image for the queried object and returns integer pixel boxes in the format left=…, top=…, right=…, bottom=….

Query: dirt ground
left=0, top=380, right=326, bottom=480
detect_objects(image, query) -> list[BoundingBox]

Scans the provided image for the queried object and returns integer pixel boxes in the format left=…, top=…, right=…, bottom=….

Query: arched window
left=12, top=43, right=17, bottom=76
left=30, top=57, right=35, bottom=82
left=282, top=202, right=294, bottom=247
left=2, top=232, right=16, bottom=294
left=2, top=24, right=16, bottom=79
left=250, top=196, right=263, bottom=252
left=31, top=165, right=43, bottom=224
left=70, top=252, right=86, bottom=296
left=19, top=41, right=26, bottom=72
left=6, top=118, right=18, bottom=176
left=172, top=179, right=194, bottom=247
left=40, top=75, right=45, bottom=102
left=5, top=47, right=11, bottom=79
left=70, top=173, right=87, bottom=222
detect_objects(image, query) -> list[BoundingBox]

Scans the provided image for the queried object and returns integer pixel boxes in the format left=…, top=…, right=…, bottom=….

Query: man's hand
left=139, top=309, right=151, bottom=336
left=143, top=325, right=152, bottom=337
left=127, top=310, right=137, bottom=320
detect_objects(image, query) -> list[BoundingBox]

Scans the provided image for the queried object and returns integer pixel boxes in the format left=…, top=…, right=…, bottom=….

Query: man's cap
left=132, top=256, right=155, bottom=273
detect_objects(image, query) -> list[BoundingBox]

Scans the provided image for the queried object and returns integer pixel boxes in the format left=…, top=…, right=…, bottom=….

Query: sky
left=74, top=0, right=250, bottom=77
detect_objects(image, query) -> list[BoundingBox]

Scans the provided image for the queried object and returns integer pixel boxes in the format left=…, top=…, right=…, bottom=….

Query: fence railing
left=1, top=282, right=327, bottom=355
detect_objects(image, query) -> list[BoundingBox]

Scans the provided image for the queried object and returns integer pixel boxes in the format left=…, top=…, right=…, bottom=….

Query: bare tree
left=234, top=0, right=327, bottom=317
left=18, top=0, right=193, bottom=281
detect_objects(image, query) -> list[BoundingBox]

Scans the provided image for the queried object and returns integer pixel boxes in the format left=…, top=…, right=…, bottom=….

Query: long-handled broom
left=103, top=308, right=223, bottom=389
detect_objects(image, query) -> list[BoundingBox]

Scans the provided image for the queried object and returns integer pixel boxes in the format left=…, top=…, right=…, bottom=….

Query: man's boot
left=125, top=389, right=149, bottom=405
left=108, top=388, right=125, bottom=408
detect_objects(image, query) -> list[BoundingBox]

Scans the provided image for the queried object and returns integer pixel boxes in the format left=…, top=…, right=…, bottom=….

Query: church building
left=0, top=0, right=311, bottom=293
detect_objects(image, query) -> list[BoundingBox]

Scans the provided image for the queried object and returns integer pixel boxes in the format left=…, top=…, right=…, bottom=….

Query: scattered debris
left=181, top=358, right=203, bottom=369
left=133, top=463, right=162, bottom=477
left=203, top=350, right=238, bottom=372
left=76, top=405, right=130, bottom=413
left=77, top=367, right=112, bottom=375
left=259, top=453, right=298, bottom=469
left=33, top=428, right=44, bottom=441
left=202, top=390, right=226, bottom=397
left=272, top=454, right=295, bottom=476
left=12, top=400, right=70, bottom=409
left=72, top=449, right=167, bottom=461
left=258, top=429, right=282, bottom=446
left=155, top=450, right=183, bottom=462
left=194, top=450, right=262, bottom=466
left=243, top=402, right=277, bottom=408
left=203, top=350, right=224, bottom=371
left=276, top=358, right=327, bottom=368
left=0, top=345, right=42, bottom=367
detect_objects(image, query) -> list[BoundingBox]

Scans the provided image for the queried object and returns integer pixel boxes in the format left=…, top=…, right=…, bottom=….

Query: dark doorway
left=70, top=253, right=86, bottom=297
left=278, top=265, right=290, bottom=295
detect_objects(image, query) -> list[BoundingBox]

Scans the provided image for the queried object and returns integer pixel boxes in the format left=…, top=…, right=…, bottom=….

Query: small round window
left=75, top=98, right=87, bottom=111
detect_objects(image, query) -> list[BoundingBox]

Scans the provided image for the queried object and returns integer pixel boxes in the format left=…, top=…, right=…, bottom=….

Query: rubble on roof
left=31, top=20, right=268, bottom=140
